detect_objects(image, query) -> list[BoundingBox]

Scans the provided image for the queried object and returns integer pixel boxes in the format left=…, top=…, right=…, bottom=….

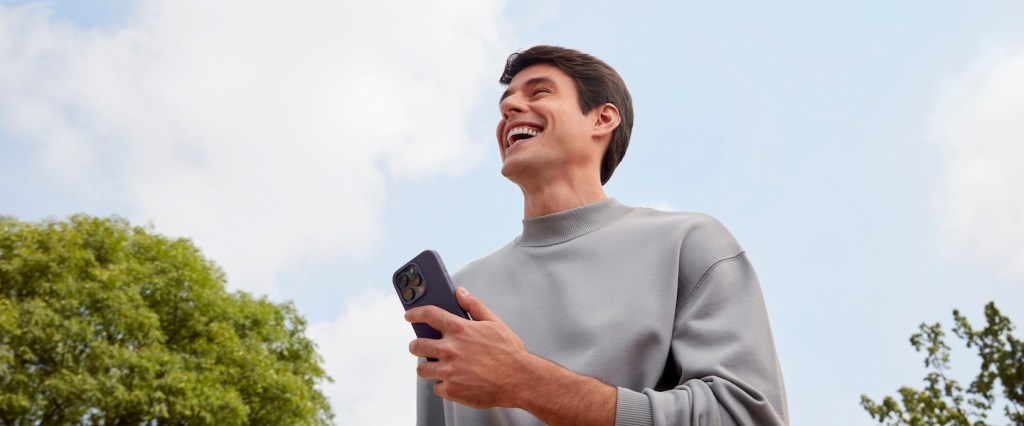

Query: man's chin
left=500, top=158, right=528, bottom=181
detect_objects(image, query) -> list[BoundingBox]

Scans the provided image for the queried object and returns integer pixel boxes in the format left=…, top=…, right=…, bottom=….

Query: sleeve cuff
left=615, top=387, right=654, bottom=426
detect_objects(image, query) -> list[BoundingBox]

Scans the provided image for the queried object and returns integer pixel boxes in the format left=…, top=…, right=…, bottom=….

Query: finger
left=455, top=287, right=501, bottom=323
left=408, top=337, right=443, bottom=359
left=405, top=305, right=452, bottom=332
left=433, top=379, right=450, bottom=400
left=416, top=357, right=445, bottom=380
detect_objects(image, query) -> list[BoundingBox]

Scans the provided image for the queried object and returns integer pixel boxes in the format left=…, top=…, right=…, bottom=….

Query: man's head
left=498, top=46, right=633, bottom=185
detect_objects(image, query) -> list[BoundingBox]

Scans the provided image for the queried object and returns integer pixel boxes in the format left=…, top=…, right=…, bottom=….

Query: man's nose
left=500, top=95, right=526, bottom=116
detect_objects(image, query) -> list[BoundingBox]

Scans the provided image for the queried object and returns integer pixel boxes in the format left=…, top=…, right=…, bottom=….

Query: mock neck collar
left=516, top=198, right=634, bottom=247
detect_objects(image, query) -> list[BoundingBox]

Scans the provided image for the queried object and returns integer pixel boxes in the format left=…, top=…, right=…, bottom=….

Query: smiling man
left=406, top=45, right=788, bottom=426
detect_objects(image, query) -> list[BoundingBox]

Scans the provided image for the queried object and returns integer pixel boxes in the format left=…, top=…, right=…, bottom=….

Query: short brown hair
left=500, top=45, right=633, bottom=185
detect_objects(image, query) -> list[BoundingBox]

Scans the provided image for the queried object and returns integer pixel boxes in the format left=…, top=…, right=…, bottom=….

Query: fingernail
left=457, top=287, right=469, bottom=295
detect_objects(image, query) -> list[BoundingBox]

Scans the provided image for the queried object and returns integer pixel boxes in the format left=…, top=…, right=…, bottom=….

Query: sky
left=1, top=0, right=1023, bottom=424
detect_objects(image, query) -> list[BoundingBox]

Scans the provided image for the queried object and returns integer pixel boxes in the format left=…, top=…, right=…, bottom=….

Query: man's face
left=496, top=63, right=600, bottom=183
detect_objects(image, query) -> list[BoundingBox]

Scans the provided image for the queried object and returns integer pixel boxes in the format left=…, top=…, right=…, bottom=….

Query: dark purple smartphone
left=392, top=250, right=470, bottom=340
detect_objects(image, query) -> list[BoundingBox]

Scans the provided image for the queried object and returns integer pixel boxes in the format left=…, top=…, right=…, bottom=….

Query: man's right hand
left=405, top=287, right=616, bottom=426
left=406, top=286, right=531, bottom=408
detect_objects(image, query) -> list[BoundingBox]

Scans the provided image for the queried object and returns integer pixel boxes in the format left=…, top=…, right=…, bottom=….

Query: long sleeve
left=615, top=252, right=788, bottom=425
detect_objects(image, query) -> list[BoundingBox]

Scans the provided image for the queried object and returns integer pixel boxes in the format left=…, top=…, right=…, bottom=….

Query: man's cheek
left=495, top=119, right=507, bottom=157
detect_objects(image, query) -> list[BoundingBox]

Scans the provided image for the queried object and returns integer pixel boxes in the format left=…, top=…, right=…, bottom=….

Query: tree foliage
left=861, top=302, right=1023, bottom=426
left=0, top=215, right=333, bottom=425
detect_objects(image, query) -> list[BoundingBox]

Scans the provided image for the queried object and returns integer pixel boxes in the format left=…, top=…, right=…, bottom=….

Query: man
left=406, top=45, right=788, bottom=425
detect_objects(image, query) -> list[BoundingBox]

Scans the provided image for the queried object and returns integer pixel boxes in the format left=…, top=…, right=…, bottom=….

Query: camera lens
left=402, top=287, right=415, bottom=301
left=409, top=272, right=422, bottom=287
left=397, top=273, right=409, bottom=288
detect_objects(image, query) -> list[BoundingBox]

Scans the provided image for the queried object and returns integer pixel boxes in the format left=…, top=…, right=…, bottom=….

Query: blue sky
left=2, top=1, right=1023, bottom=424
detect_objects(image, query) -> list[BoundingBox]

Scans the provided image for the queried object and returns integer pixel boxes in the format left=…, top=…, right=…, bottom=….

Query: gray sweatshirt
left=417, top=198, right=788, bottom=425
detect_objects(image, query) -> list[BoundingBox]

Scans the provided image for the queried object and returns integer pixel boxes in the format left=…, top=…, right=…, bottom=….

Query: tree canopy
left=861, top=302, right=1023, bottom=426
left=0, top=214, right=333, bottom=425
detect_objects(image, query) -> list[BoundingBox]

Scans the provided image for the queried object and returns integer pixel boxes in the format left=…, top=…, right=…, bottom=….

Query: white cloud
left=0, top=1, right=511, bottom=295
left=931, top=42, right=1024, bottom=277
left=307, top=287, right=418, bottom=425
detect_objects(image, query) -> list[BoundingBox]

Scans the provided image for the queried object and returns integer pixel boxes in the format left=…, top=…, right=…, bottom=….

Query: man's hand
left=405, top=286, right=532, bottom=408
left=405, top=287, right=616, bottom=425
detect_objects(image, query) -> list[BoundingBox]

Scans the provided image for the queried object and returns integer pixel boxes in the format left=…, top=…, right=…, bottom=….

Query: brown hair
left=500, top=45, right=634, bottom=185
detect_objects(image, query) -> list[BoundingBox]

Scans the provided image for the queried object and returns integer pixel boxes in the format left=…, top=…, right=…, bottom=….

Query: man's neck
left=519, top=180, right=607, bottom=218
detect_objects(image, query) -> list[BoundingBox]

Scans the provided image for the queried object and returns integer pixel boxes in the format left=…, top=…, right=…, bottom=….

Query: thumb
left=456, top=287, right=500, bottom=322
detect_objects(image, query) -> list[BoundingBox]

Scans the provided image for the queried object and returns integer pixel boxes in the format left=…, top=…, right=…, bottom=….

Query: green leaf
left=861, top=302, right=1022, bottom=426
left=0, top=214, right=333, bottom=425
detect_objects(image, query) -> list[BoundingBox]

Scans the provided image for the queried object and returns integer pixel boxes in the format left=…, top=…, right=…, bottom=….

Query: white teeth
left=507, top=127, right=539, bottom=146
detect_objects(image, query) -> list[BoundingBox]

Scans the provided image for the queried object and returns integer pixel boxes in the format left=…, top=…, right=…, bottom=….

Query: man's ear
left=591, top=103, right=621, bottom=140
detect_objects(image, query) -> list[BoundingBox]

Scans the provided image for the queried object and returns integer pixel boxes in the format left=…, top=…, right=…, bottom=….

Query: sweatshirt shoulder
left=629, top=208, right=742, bottom=250
left=629, top=206, right=722, bottom=228
left=622, top=207, right=747, bottom=281
left=452, top=241, right=516, bottom=283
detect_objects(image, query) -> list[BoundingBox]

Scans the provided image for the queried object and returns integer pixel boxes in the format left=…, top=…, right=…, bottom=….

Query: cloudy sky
left=2, top=0, right=1022, bottom=424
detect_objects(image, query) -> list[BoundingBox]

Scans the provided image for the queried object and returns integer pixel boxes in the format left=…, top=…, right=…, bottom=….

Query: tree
left=0, top=214, right=333, bottom=425
left=861, top=302, right=1023, bottom=426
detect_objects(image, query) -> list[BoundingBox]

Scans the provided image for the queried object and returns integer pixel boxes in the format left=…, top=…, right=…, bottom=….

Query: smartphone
left=392, top=250, right=470, bottom=340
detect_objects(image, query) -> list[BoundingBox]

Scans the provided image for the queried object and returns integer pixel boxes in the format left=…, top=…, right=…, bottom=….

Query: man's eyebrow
left=499, top=76, right=557, bottom=103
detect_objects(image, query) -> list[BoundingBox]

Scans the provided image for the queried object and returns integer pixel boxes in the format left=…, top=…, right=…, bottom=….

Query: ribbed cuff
left=615, top=387, right=654, bottom=426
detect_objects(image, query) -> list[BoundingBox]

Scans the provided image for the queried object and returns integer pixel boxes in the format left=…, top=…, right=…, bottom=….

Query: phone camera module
left=395, top=265, right=427, bottom=304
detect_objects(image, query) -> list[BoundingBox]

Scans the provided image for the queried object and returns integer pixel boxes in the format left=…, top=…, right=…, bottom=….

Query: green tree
left=0, top=215, right=333, bottom=425
left=861, top=302, right=1023, bottom=426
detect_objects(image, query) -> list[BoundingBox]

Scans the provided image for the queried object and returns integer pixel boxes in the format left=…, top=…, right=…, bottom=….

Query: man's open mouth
left=506, top=126, right=541, bottom=147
